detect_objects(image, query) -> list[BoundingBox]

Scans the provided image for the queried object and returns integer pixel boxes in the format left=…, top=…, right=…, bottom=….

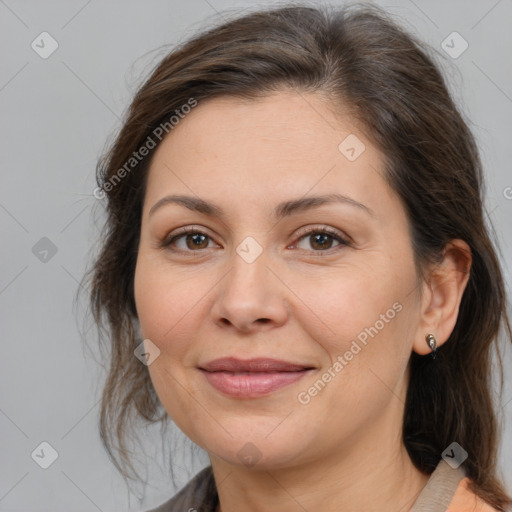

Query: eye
left=160, top=225, right=351, bottom=255
left=161, top=227, right=218, bottom=252
left=291, top=227, right=350, bottom=253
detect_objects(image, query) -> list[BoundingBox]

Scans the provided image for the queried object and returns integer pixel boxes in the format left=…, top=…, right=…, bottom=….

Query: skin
left=134, top=90, right=471, bottom=512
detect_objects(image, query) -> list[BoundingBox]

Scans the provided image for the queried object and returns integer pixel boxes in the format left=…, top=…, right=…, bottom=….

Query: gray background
left=1, top=0, right=511, bottom=510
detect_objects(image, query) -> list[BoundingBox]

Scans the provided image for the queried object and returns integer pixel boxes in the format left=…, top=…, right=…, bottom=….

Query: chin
left=198, top=429, right=313, bottom=471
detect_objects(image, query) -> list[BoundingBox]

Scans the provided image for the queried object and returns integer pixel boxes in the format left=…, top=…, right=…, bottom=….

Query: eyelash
left=160, top=225, right=351, bottom=256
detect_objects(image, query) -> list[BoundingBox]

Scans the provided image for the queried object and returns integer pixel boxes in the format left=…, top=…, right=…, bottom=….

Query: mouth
left=198, top=358, right=316, bottom=398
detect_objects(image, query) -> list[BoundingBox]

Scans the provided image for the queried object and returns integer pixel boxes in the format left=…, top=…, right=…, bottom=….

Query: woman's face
left=134, top=90, right=425, bottom=469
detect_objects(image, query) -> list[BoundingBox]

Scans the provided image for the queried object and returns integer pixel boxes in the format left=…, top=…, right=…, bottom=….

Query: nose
left=210, top=249, right=289, bottom=333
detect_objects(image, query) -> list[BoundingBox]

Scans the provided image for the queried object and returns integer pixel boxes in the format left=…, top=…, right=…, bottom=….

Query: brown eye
left=161, top=226, right=350, bottom=255
left=293, top=227, right=350, bottom=253
left=308, top=232, right=335, bottom=250
left=162, top=229, right=217, bottom=252
left=184, top=232, right=209, bottom=250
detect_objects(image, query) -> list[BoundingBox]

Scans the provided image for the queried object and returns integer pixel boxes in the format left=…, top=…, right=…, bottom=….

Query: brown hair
left=82, top=3, right=512, bottom=509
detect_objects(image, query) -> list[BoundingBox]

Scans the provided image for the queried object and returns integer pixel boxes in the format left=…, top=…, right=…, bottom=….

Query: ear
left=412, top=239, right=472, bottom=356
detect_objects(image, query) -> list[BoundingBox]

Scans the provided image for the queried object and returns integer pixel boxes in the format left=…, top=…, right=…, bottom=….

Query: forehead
left=152, top=91, right=358, bottom=159
left=143, top=91, right=392, bottom=219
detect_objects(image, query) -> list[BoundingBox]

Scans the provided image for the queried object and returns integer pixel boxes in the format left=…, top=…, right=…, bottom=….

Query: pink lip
left=198, top=358, right=315, bottom=398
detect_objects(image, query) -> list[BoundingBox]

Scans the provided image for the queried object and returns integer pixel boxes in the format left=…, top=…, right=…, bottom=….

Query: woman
left=84, top=4, right=512, bottom=511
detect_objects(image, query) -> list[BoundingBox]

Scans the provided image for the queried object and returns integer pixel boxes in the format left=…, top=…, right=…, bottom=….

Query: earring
left=425, top=333, right=437, bottom=359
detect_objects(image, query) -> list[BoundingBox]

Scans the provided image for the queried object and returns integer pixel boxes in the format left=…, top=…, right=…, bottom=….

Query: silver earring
left=425, top=333, right=437, bottom=359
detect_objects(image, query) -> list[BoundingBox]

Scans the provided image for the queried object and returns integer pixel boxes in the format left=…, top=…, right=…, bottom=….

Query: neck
left=209, top=403, right=430, bottom=512
left=211, top=446, right=429, bottom=512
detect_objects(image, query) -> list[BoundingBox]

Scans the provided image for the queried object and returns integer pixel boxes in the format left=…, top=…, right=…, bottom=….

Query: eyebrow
left=148, top=193, right=375, bottom=220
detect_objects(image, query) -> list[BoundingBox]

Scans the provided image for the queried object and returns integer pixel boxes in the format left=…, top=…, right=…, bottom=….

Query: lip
left=199, top=357, right=313, bottom=372
left=198, top=358, right=315, bottom=398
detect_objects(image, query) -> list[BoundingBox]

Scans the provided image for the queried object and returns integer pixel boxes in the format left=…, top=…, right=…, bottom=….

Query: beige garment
left=409, top=459, right=466, bottom=512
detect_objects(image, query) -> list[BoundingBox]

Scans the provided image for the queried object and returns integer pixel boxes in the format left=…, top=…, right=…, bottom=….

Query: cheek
left=291, top=264, right=399, bottom=344
left=133, top=256, right=208, bottom=423
left=297, top=260, right=417, bottom=388
left=134, top=253, right=224, bottom=363
left=134, top=254, right=189, bottom=344
left=295, top=277, right=416, bottom=424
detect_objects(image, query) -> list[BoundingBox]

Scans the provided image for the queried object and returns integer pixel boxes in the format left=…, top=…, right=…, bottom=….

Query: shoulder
left=144, top=466, right=218, bottom=512
left=447, top=477, right=502, bottom=512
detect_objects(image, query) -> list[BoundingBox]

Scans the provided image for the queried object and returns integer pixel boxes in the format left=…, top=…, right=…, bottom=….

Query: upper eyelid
left=294, top=225, right=349, bottom=241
